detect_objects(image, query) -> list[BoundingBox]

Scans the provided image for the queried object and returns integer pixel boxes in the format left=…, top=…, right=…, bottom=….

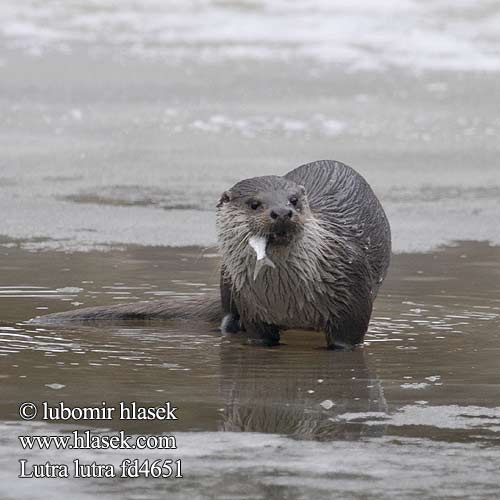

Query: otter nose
left=270, top=208, right=293, bottom=220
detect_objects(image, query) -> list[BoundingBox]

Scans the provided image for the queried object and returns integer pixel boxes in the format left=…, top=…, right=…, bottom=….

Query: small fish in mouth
left=249, top=235, right=276, bottom=280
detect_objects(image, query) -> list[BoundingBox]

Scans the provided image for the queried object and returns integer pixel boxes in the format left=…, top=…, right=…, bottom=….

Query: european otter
left=34, top=160, right=391, bottom=350
left=217, top=160, right=390, bottom=349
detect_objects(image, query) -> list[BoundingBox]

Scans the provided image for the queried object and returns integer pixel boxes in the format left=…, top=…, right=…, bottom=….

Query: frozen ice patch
left=45, top=383, right=65, bottom=390
left=337, top=405, right=500, bottom=432
left=188, top=114, right=346, bottom=138
left=2, top=1, right=500, bottom=71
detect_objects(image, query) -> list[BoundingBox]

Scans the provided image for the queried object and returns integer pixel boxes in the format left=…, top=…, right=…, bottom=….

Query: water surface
left=0, top=241, right=499, bottom=499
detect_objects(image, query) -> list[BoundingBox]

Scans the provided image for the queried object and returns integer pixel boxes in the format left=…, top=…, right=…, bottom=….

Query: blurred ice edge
left=2, top=0, right=500, bottom=71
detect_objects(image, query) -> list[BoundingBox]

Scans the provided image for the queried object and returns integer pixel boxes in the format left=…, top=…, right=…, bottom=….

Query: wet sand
left=0, top=241, right=499, bottom=499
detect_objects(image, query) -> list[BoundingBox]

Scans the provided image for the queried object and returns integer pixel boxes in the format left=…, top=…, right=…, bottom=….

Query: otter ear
left=217, top=190, right=232, bottom=208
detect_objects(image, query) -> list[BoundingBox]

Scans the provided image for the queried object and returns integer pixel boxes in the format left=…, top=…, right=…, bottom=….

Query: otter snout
left=269, top=207, right=293, bottom=221
left=266, top=207, right=299, bottom=245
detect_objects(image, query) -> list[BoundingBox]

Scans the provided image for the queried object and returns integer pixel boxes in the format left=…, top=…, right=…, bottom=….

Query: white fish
left=249, top=235, right=275, bottom=280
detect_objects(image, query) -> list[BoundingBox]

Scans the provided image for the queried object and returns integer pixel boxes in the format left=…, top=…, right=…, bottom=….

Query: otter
left=217, top=159, right=390, bottom=349
left=34, top=160, right=391, bottom=350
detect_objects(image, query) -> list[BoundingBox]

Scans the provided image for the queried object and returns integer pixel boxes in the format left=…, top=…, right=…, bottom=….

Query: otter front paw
left=245, top=322, right=280, bottom=346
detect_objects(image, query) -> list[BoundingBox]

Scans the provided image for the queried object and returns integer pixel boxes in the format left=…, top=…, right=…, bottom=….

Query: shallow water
left=0, top=241, right=499, bottom=498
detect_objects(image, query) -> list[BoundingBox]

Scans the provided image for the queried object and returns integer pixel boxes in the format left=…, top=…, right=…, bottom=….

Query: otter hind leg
left=221, top=313, right=241, bottom=334
left=324, top=317, right=368, bottom=351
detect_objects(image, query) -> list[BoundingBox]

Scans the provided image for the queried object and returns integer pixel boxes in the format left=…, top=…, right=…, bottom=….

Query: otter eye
left=289, top=196, right=298, bottom=206
left=249, top=200, right=261, bottom=210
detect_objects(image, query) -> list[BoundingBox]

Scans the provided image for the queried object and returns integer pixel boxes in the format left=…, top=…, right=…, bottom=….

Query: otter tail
left=30, top=293, right=222, bottom=324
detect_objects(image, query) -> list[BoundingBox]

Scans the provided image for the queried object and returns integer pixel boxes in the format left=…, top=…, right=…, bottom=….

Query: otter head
left=216, top=175, right=309, bottom=247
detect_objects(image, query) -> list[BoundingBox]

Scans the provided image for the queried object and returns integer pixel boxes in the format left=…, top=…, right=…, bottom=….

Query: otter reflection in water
left=218, top=340, right=387, bottom=440
left=34, top=160, right=391, bottom=351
